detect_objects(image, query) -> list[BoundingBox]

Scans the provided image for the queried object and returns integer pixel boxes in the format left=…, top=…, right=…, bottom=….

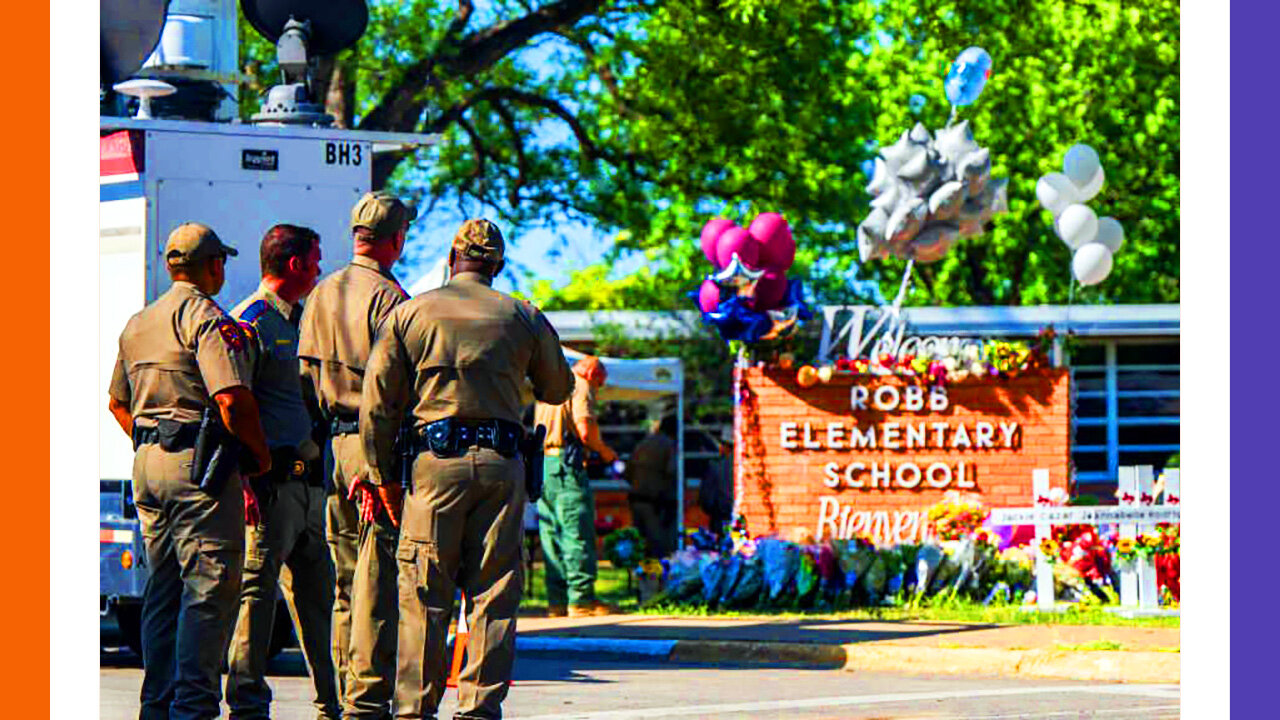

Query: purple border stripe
left=1233, top=2, right=1277, bottom=714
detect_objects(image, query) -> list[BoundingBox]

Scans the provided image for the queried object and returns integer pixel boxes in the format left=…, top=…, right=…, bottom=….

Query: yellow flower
left=1141, top=533, right=1161, bottom=548
left=1116, top=538, right=1135, bottom=554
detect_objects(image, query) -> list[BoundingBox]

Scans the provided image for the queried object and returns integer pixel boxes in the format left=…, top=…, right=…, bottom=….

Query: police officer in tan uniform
left=299, top=192, right=413, bottom=720
left=535, top=355, right=620, bottom=617
left=360, top=219, right=573, bottom=720
left=107, top=223, right=272, bottom=720
left=226, top=224, right=339, bottom=720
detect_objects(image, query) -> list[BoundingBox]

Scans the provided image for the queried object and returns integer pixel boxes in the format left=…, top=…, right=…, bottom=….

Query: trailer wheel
left=115, top=603, right=144, bottom=658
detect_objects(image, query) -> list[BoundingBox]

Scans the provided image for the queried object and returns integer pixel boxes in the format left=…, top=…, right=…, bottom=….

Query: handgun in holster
left=394, top=423, right=417, bottom=494
left=190, top=407, right=246, bottom=497
left=522, top=424, right=547, bottom=502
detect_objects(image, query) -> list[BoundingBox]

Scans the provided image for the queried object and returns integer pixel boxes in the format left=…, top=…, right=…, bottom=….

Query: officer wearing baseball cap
left=298, top=191, right=415, bottom=719
left=360, top=218, right=573, bottom=719
left=108, top=222, right=271, bottom=720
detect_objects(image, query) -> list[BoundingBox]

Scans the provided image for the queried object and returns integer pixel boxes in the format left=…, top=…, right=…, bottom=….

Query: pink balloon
left=697, top=278, right=721, bottom=312
left=715, top=227, right=760, bottom=269
left=749, top=212, right=795, bottom=271
left=700, top=218, right=736, bottom=266
left=750, top=270, right=788, bottom=311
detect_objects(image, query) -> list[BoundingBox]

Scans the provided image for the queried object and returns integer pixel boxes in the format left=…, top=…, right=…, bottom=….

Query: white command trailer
left=99, top=117, right=434, bottom=655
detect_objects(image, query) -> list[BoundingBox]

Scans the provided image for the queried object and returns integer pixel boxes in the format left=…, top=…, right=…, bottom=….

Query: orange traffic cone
left=446, top=596, right=468, bottom=688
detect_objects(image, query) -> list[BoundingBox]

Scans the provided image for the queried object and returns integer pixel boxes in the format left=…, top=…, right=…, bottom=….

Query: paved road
left=101, top=645, right=1178, bottom=719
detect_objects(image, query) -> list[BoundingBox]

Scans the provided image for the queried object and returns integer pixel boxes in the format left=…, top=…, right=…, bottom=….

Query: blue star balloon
left=944, top=47, right=992, bottom=107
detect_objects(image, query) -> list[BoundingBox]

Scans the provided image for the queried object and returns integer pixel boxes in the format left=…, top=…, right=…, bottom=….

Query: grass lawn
left=517, top=562, right=1178, bottom=628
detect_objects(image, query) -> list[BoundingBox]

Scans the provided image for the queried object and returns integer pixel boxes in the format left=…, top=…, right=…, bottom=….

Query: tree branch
left=438, top=0, right=606, bottom=76
left=447, top=0, right=476, bottom=38
left=483, top=87, right=600, bottom=160
left=490, top=99, right=530, bottom=206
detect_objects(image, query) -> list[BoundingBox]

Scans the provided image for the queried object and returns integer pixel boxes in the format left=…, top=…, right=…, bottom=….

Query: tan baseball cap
left=351, top=191, right=417, bottom=236
left=165, top=222, right=237, bottom=266
left=452, top=218, right=505, bottom=263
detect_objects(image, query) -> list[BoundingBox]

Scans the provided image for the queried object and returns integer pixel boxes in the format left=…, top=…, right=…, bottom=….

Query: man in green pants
left=534, top=355, right=619, bottom=617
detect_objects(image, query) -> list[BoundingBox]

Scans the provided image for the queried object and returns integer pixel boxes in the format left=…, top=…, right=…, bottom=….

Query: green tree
left=239, top=0, right=1178, bottom=308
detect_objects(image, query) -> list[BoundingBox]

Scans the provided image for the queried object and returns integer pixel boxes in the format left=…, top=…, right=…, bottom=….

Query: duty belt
left=132, top=421, right=199, bottom=451
left=417, top=418, right=523, bottom=458
left=330, top=416, right=360, bottom=435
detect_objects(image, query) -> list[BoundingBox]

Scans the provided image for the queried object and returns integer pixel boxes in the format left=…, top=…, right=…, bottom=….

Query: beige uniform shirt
left=109, top=281, right=254, bottom=427
left=298, top=254, right=407, bottom=420
left=360, top=271, right=573, bottom=486
left=534, top=374, right=596, bottom=450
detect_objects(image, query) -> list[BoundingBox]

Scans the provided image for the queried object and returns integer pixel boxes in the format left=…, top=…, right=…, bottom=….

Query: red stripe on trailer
left=101, top=130, right=144, bottom=176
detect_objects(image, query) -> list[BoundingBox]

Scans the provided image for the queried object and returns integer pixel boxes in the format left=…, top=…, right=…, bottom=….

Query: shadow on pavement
left=516, top=615, right=1004, bottom=646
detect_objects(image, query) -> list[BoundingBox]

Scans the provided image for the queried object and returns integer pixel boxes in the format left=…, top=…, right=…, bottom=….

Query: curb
left=515, top=636, right=1179, bottom=684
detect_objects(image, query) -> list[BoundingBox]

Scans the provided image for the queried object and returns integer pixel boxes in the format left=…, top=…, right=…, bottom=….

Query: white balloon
left=1035, top=173, right=1080, bottom=217
left=1094, top=216, right=1125, bottom=253
left=1056, top=204, right=1099, bottom=250
left=1072, top=242, right=1114, bottom=286
left=1063, top=144, right=1101, bottom=189
left=1073, top=166, right=1104, bottom=202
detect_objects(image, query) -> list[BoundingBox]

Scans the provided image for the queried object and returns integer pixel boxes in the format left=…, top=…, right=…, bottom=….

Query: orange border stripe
left=9, top=1, right=49, bottom=714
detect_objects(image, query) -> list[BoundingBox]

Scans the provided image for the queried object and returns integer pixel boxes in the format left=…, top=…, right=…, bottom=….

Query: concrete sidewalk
left=511, top=614, right=1180, bottom=684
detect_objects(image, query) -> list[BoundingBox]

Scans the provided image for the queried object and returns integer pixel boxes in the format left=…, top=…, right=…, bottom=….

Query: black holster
left=394, top=424, right=416, bottom=493
left=561, top=434, right=586, bottom=472
left=523, top=425, right=547, bottom=502
left=190, top=407, right=244, bottom=497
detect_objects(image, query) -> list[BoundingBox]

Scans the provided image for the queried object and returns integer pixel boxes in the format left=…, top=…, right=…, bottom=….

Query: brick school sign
left=734, top=366, right=1070, bottom=544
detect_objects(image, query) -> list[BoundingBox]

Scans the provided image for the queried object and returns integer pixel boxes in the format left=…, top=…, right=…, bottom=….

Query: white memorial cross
left=988, top=468, right=1180, bottom=611
left=1117, top=466, right=1180, bottom=609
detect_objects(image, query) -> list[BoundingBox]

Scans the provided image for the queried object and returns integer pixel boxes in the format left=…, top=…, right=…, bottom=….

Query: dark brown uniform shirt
left=298, top=254, right=407, bottom=421
left=359, top=272, right=574, bottom=486
left=625, top=432, right=677, bottom=499
left=109, top=281, right=254, bottom=427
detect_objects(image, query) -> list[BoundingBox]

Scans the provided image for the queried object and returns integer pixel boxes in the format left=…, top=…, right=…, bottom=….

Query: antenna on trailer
left=113, top=78, right=178, bottom=119
left=242, top=0, right=369, bottom=126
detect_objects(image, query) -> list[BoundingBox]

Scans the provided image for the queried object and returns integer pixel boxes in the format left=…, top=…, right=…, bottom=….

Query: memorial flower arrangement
left=784, top=333, right=1049, bottom=390
left=926, top=494, right=990, bottom=541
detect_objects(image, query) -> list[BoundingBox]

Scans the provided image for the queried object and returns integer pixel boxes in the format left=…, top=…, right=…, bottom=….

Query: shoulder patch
left=217, top=317, right=248, bottom=353
left=236, top=320, right=259, bottom=345
left=238, top=298, right=271, bottom=324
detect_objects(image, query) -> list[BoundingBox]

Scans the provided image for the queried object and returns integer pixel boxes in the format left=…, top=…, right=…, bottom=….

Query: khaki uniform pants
left=132, top=444, right=244, bottom=720
left=328, top=433, right=399, bottom=719
left=226, top=480, right=339, bottom=719
left=396, top=448, right=525, bottom=720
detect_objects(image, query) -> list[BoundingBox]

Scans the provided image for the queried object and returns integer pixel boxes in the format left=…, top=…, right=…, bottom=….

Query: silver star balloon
left=712, top=252, right=766, bottom=297
left=855, top=117, right=1007, bottom=265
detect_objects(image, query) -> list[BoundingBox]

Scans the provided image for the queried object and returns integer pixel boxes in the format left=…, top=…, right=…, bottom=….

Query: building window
left=1070, top=340, right=1180, bottom=498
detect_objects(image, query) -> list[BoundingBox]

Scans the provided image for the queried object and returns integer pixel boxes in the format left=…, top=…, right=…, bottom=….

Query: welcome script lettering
left=816, top=305, right=986, bottom=365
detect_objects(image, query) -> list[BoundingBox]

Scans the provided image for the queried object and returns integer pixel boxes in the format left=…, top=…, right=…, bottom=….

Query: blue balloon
left=693, top=280, right=813, bottom=343
left=944, top=46, right=992, bottom=107
left=908, top=93, right=927, bottom=113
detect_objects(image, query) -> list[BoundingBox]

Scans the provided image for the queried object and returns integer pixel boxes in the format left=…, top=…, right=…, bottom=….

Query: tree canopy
left=239, top=0, right=1179, bottom=309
